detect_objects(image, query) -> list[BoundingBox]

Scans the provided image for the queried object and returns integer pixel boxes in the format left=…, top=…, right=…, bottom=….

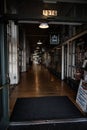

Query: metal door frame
left=0, top=23, right=9, bottom=130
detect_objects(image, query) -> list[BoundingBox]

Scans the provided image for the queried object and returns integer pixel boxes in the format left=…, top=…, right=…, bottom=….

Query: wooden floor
left=9, top=63, right=77, bottom=115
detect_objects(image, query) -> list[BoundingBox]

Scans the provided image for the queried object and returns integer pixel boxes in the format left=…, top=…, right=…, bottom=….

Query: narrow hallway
left=9, top=63, right=76, bottom=115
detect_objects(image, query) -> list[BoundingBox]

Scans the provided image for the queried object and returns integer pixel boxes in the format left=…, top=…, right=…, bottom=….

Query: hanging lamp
left=39, top=22, right=49, bottom=29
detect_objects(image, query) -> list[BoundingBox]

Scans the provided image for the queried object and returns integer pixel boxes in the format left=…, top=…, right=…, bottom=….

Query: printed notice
left=76, top=79, right=87, bottom=112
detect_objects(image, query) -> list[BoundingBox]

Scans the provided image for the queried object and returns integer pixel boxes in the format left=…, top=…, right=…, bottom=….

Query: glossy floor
left=9, top=64, right=77, bottom=115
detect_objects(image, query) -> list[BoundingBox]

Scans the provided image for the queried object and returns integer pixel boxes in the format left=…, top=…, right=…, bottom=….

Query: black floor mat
left=10, top=96, right=83, bottom=122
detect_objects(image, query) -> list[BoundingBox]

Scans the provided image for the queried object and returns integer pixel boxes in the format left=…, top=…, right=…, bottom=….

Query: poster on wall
left=50, top=34, right=59, bottom=45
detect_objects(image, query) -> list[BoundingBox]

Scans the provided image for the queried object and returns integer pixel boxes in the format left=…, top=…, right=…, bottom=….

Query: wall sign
left=50, top=35, right=59, bottom=45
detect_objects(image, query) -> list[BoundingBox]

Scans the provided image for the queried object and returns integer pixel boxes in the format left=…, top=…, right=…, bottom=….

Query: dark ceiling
left=6, top=0, right=87, bottom=22
left=1, top=0, right=87, bottom=53
left=21, top=23, right=62, bottom=53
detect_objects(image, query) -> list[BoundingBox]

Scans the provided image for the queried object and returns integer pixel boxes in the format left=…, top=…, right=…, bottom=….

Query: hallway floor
left=9, top=64, right=77, bottom=115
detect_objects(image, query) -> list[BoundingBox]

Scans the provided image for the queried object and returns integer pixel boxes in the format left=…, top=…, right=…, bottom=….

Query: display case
left=66, top=32, right=87, bottom=91
left=73, top=38, right=87, bottom=81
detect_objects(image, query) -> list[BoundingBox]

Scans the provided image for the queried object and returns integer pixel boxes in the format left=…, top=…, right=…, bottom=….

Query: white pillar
left=67, top=42, right=69, bottom=77
left=21, top=32, right=27, bottom=72
left=61, top=45, right=64, bottom=80
left=9, top=21, right=19, bottom=85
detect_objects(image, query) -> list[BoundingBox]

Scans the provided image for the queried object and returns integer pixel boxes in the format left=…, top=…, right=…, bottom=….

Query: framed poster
left=50, top=34, right=59, bottom=45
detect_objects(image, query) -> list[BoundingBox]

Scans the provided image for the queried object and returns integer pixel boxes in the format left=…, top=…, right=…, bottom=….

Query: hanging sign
left=50, top=35, right=59, bottom=45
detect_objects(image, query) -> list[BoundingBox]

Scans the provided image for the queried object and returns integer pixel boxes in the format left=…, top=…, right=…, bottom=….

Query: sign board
left=76, top=60, right=87, bottom=112
left=50, top=35, right=59, bottom=45
left=76, top=79, right=87, bottom=112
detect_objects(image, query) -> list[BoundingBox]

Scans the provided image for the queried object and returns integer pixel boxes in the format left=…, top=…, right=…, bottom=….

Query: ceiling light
left=37, top=40, right=42, bottom=45
left=39, top=23, right=49, bottom=29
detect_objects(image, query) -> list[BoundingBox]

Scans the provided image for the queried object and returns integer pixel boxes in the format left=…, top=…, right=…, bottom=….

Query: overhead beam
left=4, top=14, right=87, bottom=23
left=57, top=0, right=87, bottom=3
left=43, top=0, right=87, bottom=4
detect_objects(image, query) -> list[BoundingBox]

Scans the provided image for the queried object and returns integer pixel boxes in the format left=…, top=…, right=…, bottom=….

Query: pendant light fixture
left=37, top=40, right=42, bottom=45
left=39, top=22, right=49, bottom=29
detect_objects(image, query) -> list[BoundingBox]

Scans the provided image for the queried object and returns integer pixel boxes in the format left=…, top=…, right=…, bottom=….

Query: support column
left=21, top=32, right=27, bottom=72
left=0, top=23, right=9, bottom=129
left=61, top=45, right=64, bottom=80
left=8, top=21, right=19, bottom=85
left=67, top=42, right=69, bottom=77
